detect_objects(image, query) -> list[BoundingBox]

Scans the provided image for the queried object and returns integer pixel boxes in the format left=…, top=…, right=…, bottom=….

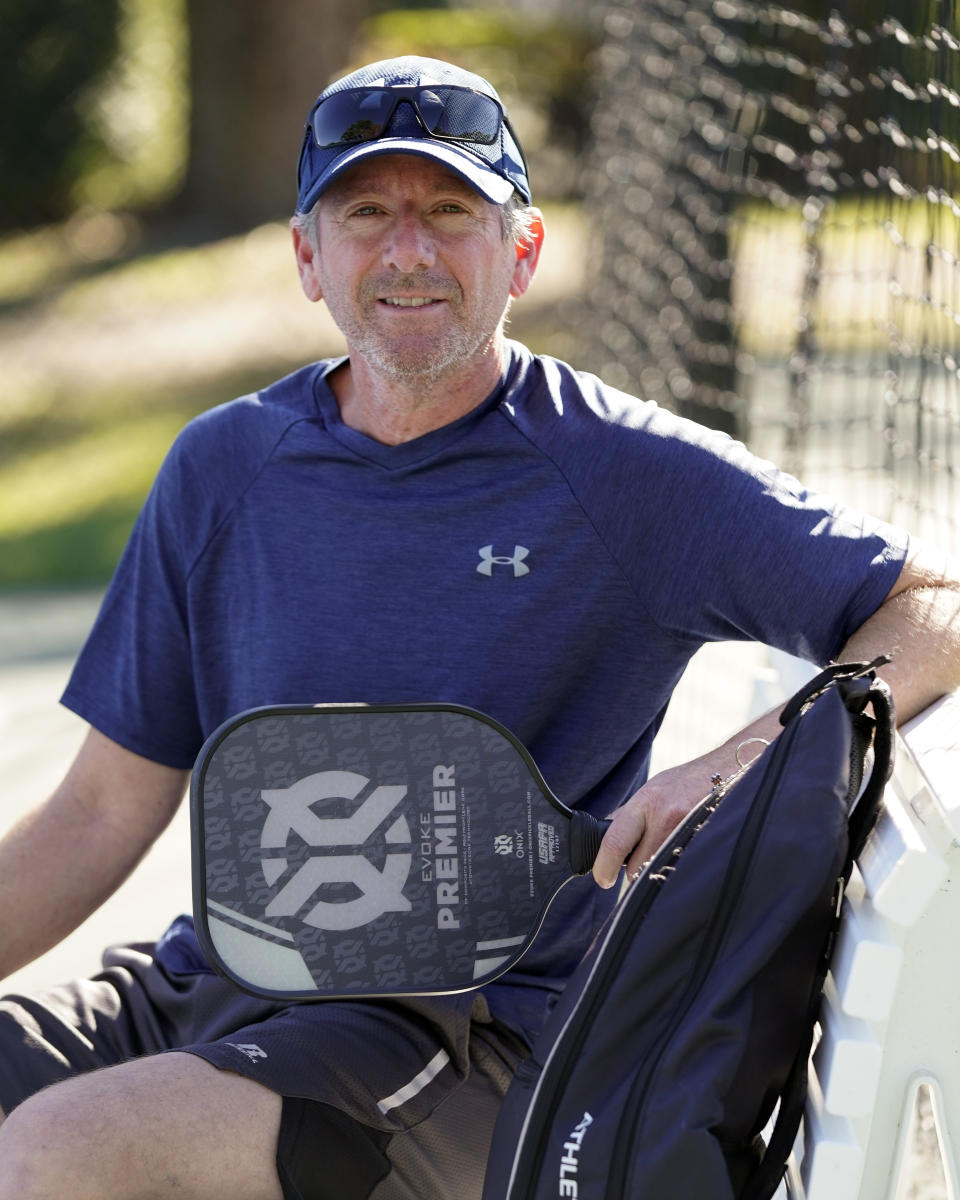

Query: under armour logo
left=259, top=771, right=412, bottom=932
left=477, top=545, right=530, bottom=577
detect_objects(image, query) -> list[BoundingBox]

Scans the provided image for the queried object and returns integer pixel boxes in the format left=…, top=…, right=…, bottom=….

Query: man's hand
left=592, top=762, right=715, bottom=889
left=592, top=709, right=783, bottom=890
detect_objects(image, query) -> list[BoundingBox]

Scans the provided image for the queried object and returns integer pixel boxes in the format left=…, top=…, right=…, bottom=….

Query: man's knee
left=0, top=1087, right=71, bottom=1197
left=0, top=1072, right=146, bottom=1198
left=0, top=1054, right=284, bottom=1200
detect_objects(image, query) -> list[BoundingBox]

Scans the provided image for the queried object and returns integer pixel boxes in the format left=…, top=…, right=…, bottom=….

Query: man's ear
left=291, top=221, right=324, bottom=302
left=510, top=209, right=545, bottom=299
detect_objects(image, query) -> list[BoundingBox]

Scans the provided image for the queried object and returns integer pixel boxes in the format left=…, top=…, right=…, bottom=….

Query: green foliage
left=0, top=369, right=271, bottom=589
left=0, top=0, right=120, bottom=228
left=73, top=0, right=188, bottom=212
left=353, top=7, right=598, bottom=199
left=0, top=411, right=187, bottom=586
left=0, top=0, right=187, bottom=233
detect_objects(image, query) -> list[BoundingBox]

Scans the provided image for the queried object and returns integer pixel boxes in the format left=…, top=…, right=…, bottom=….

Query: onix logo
left=260, top=771, right=412, bottom=931
left=493, top=834, right=514, bottom=856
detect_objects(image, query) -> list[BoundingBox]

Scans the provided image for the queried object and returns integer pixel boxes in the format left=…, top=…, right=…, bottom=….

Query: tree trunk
left=180, top=0, right=373, bottom=234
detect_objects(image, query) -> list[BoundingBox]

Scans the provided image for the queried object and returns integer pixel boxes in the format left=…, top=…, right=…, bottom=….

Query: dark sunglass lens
left=426, top=88, right=502, bottom=144
left=313, top=91, right=395, bottom=147
left=414, top=89, right=447, bottom=130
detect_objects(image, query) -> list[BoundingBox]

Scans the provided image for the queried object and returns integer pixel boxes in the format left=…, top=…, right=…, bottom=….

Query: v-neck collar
left=310, top=348, right=525, bottom=469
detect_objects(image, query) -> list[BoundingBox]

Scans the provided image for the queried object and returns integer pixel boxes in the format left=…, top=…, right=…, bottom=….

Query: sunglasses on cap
left=310, top=84, right=527, bottom=165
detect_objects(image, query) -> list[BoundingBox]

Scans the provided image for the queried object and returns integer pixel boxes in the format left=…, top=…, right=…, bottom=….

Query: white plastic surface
left=786, top=691, right=960, bottom=1200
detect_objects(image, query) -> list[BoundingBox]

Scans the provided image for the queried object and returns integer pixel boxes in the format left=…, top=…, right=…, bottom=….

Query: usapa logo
left=558, top=1111, right=593, bottom=1198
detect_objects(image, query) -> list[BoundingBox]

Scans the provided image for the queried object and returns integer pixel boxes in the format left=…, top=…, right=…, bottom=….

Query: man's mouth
left=380, top=296, right=444, bottom=308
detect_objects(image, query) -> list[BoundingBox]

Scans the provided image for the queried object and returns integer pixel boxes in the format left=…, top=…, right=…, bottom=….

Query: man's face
left=297, top=155, right=528, bottom=383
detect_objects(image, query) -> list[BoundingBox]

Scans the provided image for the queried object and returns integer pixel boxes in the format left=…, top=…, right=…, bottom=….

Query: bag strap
left=740, top=659, right=896, bottom=1200
left=845, top=672, right=895, bottom=861
left=740, top=994, right=819, bottom=1200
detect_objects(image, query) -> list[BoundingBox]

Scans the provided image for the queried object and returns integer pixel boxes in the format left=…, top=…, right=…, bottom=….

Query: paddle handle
left=569, top=811, right=613, bottom=875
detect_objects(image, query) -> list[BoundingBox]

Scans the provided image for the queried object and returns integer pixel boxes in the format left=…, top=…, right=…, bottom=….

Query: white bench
left=784, top=690, right=960, bottom=1199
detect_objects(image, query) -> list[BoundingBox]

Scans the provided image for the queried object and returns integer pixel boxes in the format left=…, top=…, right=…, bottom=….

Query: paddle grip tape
left=569, top=811, right=612, bottom=875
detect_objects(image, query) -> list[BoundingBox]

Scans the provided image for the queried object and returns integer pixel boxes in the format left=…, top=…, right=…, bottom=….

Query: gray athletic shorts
left=0, top=941, right=528, bottom=1199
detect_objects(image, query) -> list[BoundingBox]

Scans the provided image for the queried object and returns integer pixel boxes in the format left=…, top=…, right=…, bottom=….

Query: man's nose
left=383, top=215, right=436, bottom=273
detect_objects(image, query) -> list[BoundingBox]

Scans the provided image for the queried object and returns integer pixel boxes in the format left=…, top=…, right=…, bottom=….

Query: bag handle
left=777, top=655, right=891, bottom=726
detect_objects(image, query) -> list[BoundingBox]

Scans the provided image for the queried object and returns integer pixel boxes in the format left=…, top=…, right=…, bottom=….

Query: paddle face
left=191, top=703, right=578, bottom=999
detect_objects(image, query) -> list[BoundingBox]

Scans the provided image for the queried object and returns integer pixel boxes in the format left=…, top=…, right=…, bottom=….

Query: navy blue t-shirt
left=62, top=341, right=909, bottom=1042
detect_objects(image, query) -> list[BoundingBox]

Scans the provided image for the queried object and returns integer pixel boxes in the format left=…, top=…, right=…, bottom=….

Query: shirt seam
left=492, top=404, right=694, bottom=650
left=183, top=414, right=318, bottom=584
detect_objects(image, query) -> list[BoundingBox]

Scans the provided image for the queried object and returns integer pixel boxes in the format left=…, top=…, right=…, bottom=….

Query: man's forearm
left=840, top=578, right=960, bottom=725
left=696, top=560, right=960, bottom=819
left=0, top=792, right=142, bottom=979
left=0, top=728, right=188, bottom=982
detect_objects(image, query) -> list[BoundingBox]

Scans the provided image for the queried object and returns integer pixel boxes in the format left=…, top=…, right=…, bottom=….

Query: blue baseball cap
left=295, top=56, right=531, bottom=212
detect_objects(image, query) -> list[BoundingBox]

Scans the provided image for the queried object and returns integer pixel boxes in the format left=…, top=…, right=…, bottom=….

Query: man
left=0, top=55, right=957, bottom=1200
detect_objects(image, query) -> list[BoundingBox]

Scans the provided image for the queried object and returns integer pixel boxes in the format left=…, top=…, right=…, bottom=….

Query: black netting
left=573, top=0, right=960, bottom=551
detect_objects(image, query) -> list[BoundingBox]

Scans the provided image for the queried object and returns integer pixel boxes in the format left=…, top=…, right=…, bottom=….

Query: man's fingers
left=591, top=782, right=708, bottom=889
left=624, top=846, right=652, bottom=882
left=592, top=808, right=645, bottom=889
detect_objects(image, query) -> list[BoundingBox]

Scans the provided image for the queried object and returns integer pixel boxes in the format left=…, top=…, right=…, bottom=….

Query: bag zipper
left=503, top=783, right=727, bottom=1198
left=603, top=717, right=801, bottom=1198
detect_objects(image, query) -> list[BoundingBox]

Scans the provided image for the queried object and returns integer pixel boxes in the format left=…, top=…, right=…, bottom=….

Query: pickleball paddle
left=191, top=702, right=610, bottom=1000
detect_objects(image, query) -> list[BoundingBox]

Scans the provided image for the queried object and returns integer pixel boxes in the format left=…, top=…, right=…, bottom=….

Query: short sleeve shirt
left=62, top=342, right=909, bottom=1041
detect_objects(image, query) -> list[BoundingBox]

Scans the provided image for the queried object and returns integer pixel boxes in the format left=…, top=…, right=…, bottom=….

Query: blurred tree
left=178, top=0, right=406, bottom=233
left=2, top=1, right=584, bottom=236
left=356, top=6, right=595, bottom=202
left=0, top=0, right=121, bottom=229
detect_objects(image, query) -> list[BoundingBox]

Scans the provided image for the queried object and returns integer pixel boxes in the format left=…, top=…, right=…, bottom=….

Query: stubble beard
left=332, top=273, right=509, bottom=384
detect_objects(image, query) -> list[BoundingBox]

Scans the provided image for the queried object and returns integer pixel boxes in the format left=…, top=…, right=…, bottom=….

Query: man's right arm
left=0, top=728, right=188, bottom=982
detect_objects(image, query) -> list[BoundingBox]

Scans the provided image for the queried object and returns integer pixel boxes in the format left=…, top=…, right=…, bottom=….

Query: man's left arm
left=841, top=541, right=960, bottom=722
left=593, top=543, right=960, bottom=889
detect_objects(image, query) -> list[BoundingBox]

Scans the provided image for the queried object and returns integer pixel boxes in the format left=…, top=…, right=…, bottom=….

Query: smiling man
left=291, top=153, right=539, bottom=440
left=0, top=55, right=957, bottom=1200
